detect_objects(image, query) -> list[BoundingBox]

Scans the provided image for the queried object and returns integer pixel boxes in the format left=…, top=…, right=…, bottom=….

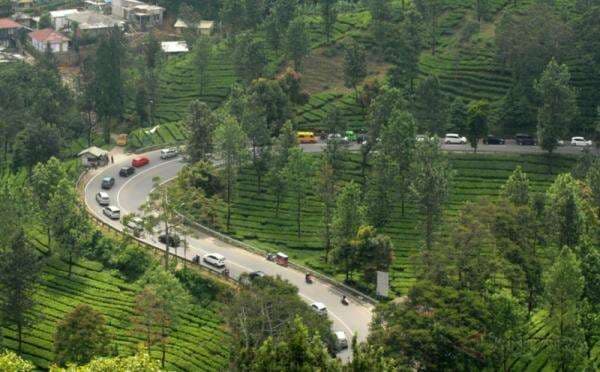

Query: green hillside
left=3, top=226, right=231, bottom=371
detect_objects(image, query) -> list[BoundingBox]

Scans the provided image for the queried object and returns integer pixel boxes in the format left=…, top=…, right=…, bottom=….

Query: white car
left=327, top=133, right=350, bottom=146
left=311, top=302, right=327, bottom=315
left=95, top=192, right=110, bottom=206
left=203, top=253, right=226, bottom=268
left=444, top=133, right=467, bottom=144
left=160, top=147, right=179, bottom=159
left=102, top=205, right=120, bottom=220
left=571, top=137, right=592, bottom=147
left=126, top=216, right=144, bottom=236
left=334, top=331, right=348, bottom=351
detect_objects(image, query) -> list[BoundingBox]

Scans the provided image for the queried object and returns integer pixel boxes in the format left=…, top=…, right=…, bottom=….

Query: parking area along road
left=82, top=140, right=596, bottom=361
left=84, top=149, right=373, bottom=361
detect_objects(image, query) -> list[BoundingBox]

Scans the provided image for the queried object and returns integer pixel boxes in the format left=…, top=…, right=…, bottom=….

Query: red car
left=132, top=156, right=149, bottom=167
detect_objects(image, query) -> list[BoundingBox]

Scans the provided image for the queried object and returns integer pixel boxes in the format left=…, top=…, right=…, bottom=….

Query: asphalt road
left=82, top=140, right=595, bottom=360
left=84, top=149, right=372, bottom=360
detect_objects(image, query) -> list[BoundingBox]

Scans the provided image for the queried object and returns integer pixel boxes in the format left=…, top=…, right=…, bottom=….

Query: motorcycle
left=341, top=295, right=349, bottom=306
left=305, top=273, right=313, bottom=284
left=266, top=253, right=276, bottom=261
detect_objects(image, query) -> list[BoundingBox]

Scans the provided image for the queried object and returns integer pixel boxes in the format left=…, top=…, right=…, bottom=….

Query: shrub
left=111, top=244, right=153, bottom=282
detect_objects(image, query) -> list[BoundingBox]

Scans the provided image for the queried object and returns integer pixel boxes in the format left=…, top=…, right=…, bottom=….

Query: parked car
left=327, top=133, right=350, bottom=146
left=158, top=233, right=181, bottom=247
left=443, top=133, right=467, bottom=144
left=311, top=302, right=328, bottom=315
left=483, top=135, right=505, bottom=145
left=102, top=205, right=120, bottom=220
left=126, top=216, right=144, bottom=237
left=515, top=133, right=535, bottom=146
left=160, top=147, right=179, bottom=159
left=132, top=156, right=149, bottom=167
left=95, top=192, right=110, bottom=206
left=416, top=134, right=427, bottom=142
left=203, top=253, right=226, bottom=268
left=101, top=176, right=115, bottom=189
left=334, top=331, right=349, bottom=351
left=119, top=166, right=135, bottom=177
left=571, top=136, right=592, bottom=147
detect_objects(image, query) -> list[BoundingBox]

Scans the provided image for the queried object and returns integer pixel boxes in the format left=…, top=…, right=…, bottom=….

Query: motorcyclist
left=341, top=295, right=349, bottom=305
left=305, top=273, right=312, bottom=283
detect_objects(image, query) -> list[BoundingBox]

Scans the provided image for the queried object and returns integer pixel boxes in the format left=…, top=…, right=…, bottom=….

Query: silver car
left=95, top=192, right=110, bottom=206
left=102, top=205, right=120, bottom=220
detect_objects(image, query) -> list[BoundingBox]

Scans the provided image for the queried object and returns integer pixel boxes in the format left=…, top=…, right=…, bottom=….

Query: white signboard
left=376, top=271, right=389, bottom=297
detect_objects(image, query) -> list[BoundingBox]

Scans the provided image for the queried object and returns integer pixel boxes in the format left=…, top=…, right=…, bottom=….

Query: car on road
left=203, top=253, right=226, bottom=268
left=483, top=135, right=505, bottom=145
left=158, top=233, right=181, bottom=247
left=160, top=147, right=179, bottom=159
left=102, top=205, right=120, bottom=220
left=334, top=331, right=348, bottom=351
left=126, top=216, right=144, bottom=237
left=95, top=192, right=110, bottom=206
left=571, top=136, right=592, bottom=147
left=249, top=270, right=266, bottom=280
left=515, top=133, right=536, bottom=146
left=132, top=156, right=150, bottom=167
left=297, top=131, right=318, bottom=144
left=119, top=166, right=135, bottom=177
left=327, top=133, right=350, bottom=146
left=101, top=176, right=115, bottom=189
left=443, top=133, right=467, bottom=144
left=311, top=302, right=328, bottom=315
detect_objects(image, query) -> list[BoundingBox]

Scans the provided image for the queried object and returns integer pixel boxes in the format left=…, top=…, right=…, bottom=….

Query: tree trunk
left=68, top=250, right=73, bottom=278
left=226, top=179, right=232, bottom=231
left=425, top=212, right=433, bottom=250
left=296, top=195, right=301, bottom=238
left=164, top=223, right=169, bottom=270
left=17, top=322, right=22, bottom=354
left=161, top=324, right=166, bottom=368
left=275, top=193, right=281, bottom=218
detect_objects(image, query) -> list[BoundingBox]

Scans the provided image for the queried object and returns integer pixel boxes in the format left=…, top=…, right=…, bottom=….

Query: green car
left=345, top=130, right=357, bottom=142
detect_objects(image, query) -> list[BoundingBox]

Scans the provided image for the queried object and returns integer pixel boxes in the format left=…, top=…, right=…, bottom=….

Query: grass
left=175, top=152, right=577, bottom=296
left=2, top=225, right=231, bottom=371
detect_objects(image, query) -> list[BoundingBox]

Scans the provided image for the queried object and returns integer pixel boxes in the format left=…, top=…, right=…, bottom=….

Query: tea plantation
left=192, top=153, right=577, bottom=295
left=4, top=227, right=231, bottom=371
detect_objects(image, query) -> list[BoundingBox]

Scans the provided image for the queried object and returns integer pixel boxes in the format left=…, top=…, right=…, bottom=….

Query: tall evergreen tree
left=414, top=75, right=447, bottom=135
left=284, top=148, right=314, bottom=238
left=285, top=18, right=310, bottom=71
left=185, top=100, right=216, bottom=162
left=343, top=40, right=367, bottom=98
left=320, top=0, right=337, bottom=44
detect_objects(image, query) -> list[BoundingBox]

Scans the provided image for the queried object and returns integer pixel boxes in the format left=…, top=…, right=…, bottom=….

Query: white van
left=334, top=331, right=348, bottom=351
left=160, top=147, right=179, bottom=159
left=203, top=253, right=226, bottom=268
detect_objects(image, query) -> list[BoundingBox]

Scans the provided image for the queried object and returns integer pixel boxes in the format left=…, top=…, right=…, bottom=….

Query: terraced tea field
left=4, top=228, right=231, bottom=370
left=294, top=92, right=366, bottom=132
left=152, top=46, right=236, bottom=124
left=190, top=153, right=576, bottom=295
left=128, top=122, right=188, bottom=149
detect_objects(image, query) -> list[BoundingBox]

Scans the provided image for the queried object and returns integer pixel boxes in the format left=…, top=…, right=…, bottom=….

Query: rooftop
left=66, top=11, right=125, bottom=30
left=161, top=41, right=188, bottom=54
left=78, top=146, right=108, bottom=157
left=174, top=19, right=214, bottom=30
left=49, top=9, right=79, bottom=18
left=0, top=18, right=23, bottom=29
left=28, top=28, right=70, bottom=43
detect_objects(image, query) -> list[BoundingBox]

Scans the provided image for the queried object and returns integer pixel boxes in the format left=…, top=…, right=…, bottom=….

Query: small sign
left=376, top=271, right=389, bottom=297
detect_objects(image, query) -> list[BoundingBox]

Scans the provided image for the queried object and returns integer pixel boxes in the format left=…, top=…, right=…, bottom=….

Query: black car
left=119, top=166, right=135, bottom=177
left=158, top=233, right=181, bottom=247
left=101, top=176, right=115, bottom=189
left=515, top=133, right=535, bottom=146
left=483, top=135, right=505, bottom=145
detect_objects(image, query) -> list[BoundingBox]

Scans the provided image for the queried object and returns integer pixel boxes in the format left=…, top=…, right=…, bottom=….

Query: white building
left=28, top=28, right=69, bottom=53
left=161, top=41, right=188, bottom=55
left=112, top=0, right=164, bottom=30
left=174, top=19, right=215, bottom=36
left=49, top=9, right=79, bottom=30
left=66, top=11, right=125, bottom=36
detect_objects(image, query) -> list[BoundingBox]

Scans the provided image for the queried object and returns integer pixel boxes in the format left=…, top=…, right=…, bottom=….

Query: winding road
left=82, top=140, right=595, bottom=360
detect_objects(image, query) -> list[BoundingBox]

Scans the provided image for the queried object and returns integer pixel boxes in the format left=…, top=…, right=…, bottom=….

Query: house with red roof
left=0, top=18, right=24, bottom=47
left=28, top=28, right=69, bottom=53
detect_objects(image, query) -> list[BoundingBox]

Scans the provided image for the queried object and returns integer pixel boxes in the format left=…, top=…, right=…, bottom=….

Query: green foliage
left=343, top=40, right=367, bottom=94
left=284, top=147, right=314, bottom=238
left=285, top=18, right=310, bottom=71
left=543, top=247, right=587, bottom=371
left=185, top=100, right=216, bottom=162
left=448, top=98, right=468, bottom=134
left=501, top=166, right=530, bottom=206
left=52, top=349, right=161, bottom=371
left=535, top=59, right=577, bottom=154
left=12, top=122, right=61, bottom=170
left=320, top=0, right=337, bottom=44
left=233, top=35, right=268, bottom=83
left=466, top=100, right=490, bottom=152
left=53, top=304, right=111, bottom=366
left=0, top=351, right=34, bottom=372
left=414, top=75, right=447, bottom=135
left=544, top=173, right=586, bottom=248
left=332, top=181, right=365, bottom=280
left=352, top=225, right=394, bottom=284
